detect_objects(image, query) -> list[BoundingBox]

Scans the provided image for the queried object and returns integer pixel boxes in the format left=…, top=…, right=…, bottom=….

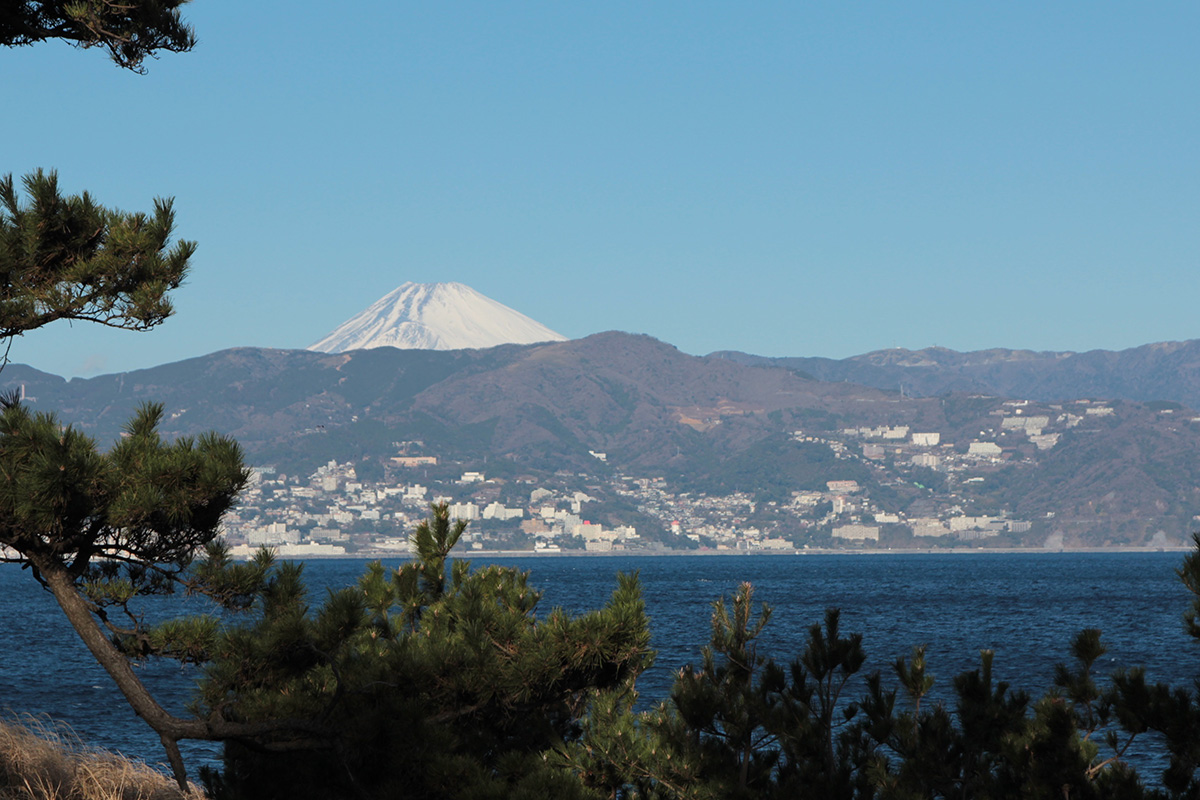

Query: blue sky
left=5, top=2, right=1200, bottom=377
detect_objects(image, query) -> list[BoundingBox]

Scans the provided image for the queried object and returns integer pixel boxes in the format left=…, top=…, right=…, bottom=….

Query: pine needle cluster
left=0, top=1, right=194, bottom=72
left=0, top=171, right=193, bottom=349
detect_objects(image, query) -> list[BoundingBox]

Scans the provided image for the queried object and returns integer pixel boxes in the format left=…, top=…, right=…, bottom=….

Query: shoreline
left=257, top=545, right=1194, bottom=560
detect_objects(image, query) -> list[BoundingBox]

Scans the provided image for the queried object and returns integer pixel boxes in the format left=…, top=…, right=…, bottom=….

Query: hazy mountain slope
left=309, top=282, right=566, bottom=352
left=712, top=339, right=1200, bottom=407
left=405, top=332, right=911, bottom=468
left=4, top=347, right=506, bottom=448
left=1, top=333, right=928, bottom=469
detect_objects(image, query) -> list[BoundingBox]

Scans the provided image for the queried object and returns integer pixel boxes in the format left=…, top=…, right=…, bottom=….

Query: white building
left=791, top=492, right=823, bottom=506
left=759, top=538, right=793, bottom=550
left=247, top=523, right=300, bottom=546
left=910, top=519, right=950, bottom=537
left=862, top=444, right=885, bottom=459
left=832, top=524, right=880, bottom=541
left=275, top=542, right=347, bottom=557
left=483, top=502, right=524, bottom=521
left=1030, top=433, right=1060, bottom=450
left=949, top=515, right=1007, bottom=533
left=612, top=525, right=638, bottom=540
left=1001, top=416, right=1050, bottom=433
left=449, top=502, right=479, bottom=521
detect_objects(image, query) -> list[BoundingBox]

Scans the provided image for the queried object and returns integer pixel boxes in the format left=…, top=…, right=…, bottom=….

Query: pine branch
left=0, top=1, right=196, bottom=72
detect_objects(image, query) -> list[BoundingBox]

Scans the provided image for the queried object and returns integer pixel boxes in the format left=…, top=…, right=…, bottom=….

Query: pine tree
left=596, top=582, right=1165, bottom=800
left=772, top=607, right=869, bottom=799
left=652, top=583, right=784, bottom=799
left=0, top=5, right=255, bottom=786
left=0, top=396, right=251, bottom=784
left=0, top=0, right=195, bottom=72
left=622, top=588, right=870, bottom=799
left=0, top=170, right=194, bottom=358
left=178, top=503, right=655, bottom=800
left=1102, top=532, right=1200, bottom=797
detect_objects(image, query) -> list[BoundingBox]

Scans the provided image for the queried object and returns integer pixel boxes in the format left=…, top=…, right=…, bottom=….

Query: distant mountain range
left=2, top=333, right=885, bottom=466
left=311, top=280, right=1200, bottom=410
left=309, top=282, right=566, bottom=352
left=712, top=340, right=1200, bottom=409
left=307, top=281, right=1200, bottom=411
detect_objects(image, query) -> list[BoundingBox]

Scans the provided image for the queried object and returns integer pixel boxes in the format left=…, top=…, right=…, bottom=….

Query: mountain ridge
left=710, top=338, right=1200, bottom=408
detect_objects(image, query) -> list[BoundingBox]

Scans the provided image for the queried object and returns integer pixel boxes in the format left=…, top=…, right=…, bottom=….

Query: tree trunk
left=38, top=560, right=197, bottom=787
left=35, top=558, right=331, bottom=788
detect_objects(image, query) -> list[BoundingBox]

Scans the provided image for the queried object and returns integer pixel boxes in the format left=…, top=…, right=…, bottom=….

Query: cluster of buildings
left=220, top=459, right=646, bottom=557
left=218, top=399, right=1138, bottom=557
left=612, top=474, right=1030, bottom=549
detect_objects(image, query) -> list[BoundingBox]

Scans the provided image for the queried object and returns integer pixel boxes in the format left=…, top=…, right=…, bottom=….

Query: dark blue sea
left=0, top=552, right=1194, bottom=778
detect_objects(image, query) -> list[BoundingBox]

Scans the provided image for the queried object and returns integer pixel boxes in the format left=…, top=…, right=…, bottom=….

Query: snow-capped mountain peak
left=308, top=282, right=567, bottom=353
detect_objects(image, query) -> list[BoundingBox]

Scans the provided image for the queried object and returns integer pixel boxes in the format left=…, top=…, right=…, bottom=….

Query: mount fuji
left=308, top=282, right=567, bottom=353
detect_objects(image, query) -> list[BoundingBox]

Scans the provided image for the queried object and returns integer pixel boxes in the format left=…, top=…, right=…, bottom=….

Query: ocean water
left=0, top=552, right=1194, bottom=777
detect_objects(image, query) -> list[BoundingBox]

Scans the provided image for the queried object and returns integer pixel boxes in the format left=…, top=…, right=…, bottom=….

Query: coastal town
left=217, top=397, right=1151, bottom=557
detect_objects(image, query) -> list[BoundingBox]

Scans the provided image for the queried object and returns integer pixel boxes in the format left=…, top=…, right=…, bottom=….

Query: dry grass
left=0, top=715, right=203, bottom=800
